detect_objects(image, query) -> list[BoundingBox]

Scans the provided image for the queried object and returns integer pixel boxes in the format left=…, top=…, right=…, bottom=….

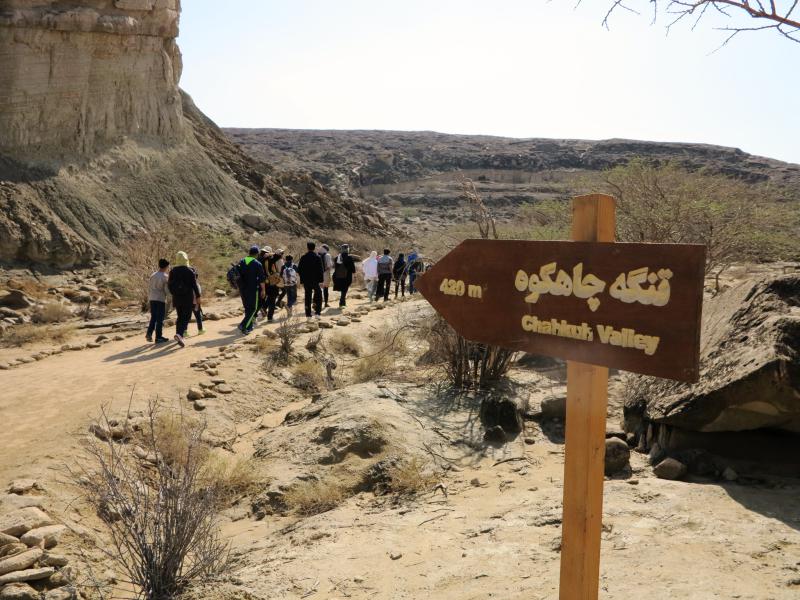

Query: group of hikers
left=145, top=242, right=425, bottom=347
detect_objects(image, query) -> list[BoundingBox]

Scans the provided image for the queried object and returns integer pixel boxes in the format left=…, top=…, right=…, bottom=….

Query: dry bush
left=253, top=336, right=276, bottom=354
left=275, top=318, right=300, bottom=361
left=351, top=349, right=394, bottom=383
left=0, top=323, right=74, bottom=348
left=200, top=454, right=260, bottom=506
left=387, top=457, right=438, bottom=495
left=74, top=402, right=230, bottom=600
left=283, top=478, right=346, bottom=516
left=32, top=301, right=73, bottom=324
left=329, top=331, right=361, bottom=357
left=291, top=359, right=326, bottom=391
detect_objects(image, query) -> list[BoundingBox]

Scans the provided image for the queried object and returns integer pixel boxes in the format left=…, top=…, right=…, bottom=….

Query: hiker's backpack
left=377, top=257, right=392, bottom=276
left=168, top=270, right=191, bottom=297
left=267, top=260, right=283, bottom=287
left=282, top=265, right=298, bottom=287
left=334, top=258, right=349, bottom=280
left=226, top=262, right=242, bottom=290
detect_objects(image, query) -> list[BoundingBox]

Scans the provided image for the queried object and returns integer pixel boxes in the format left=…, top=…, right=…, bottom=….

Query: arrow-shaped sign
left=416, top=238, right=705, bottom=382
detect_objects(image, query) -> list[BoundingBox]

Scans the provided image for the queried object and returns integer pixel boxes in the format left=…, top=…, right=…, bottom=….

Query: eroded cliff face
left=0, top=1, right=388, bottom=267
left=0, top=0, right=183, bottom=155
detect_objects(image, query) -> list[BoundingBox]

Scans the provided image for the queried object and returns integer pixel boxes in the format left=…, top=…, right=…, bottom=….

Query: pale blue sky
left=179, top=1, right=799, bottom=164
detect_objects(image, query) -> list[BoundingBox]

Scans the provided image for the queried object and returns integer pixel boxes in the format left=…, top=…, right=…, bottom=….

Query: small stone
left=206, top=368, right=218, bottom=377
left=604, top=438, right=631, bottom=476
left=653, top=457, right=687, bottom=481
left=95, top=335, right=109, bottom=342
left=523, top=437, right=536, bottom=445
left=470, top=478, right=482, bottom=487
left=20, top=524, right=66, bottom=549
left=41, top=553, right=69, bottom=567
left=214, top=289, right=227, bottom=298
left=0, top=508, right=54, bottom=537
left=0, top=363, right=10, bottom=370
left=215, top=384, right=233, bottom=394
left=0, top=533, right=17, bottom=548
left=203, top=390, right=217, bottom=399
left=210, top=377, right=226, bottom=384
left=318, top=321, right=334, bottom=329
left=45, top=588, right=77, bottom=600
left=86, top=342, right=101, bottom=349
left=483, top=425, right=506, bottom=443
left=186, top=388, right=204, bottom=401
left=0, top=548, right=43, bottom=576
left=0, top=566, right=55, bottom=585
left=113, top=335, right=124, bottom=341
left=0, top=543, right=27, bottom=558
left=193, top=400, right=207, bottom=411
left=7, top=480, right=37, bottom=495
left=722, top=467, right=738, bottom=481
left=0, top=583, right=39, bottom=600
left=541, top=395, right=567, bottom=420
left=389, top=551, right=402, bottom=560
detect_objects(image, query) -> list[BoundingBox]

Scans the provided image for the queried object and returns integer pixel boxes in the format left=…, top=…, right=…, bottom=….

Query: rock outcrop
left=623, top=274, right=800, bottom=471
left=0, top=1, right=388, bottom=267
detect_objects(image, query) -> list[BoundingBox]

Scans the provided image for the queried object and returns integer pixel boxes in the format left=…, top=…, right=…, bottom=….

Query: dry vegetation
left=31, top=301, right=73, bottom=323
left=283, top=478, right=346, bottom=516
left=291, top=359, right=326, bottom=391
left=0, top=323, right=75, bottom=348
left=328, top=331, right=361, bottom=357
left=387, top=457, right=439, bottom=495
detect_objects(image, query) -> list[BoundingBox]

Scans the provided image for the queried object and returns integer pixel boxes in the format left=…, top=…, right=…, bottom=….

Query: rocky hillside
left=0, top=1, right=387, bottom=268
left=227, top=129, right=800, bottom=216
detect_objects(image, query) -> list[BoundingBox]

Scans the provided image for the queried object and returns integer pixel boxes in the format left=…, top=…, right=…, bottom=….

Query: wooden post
left=559, top=194, right=616, bottom=600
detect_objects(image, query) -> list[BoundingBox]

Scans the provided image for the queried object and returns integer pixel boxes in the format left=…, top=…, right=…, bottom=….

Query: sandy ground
left=1, top=291, right=799, bottom=599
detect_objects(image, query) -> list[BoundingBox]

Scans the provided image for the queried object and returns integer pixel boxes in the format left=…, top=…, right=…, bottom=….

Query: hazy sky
left=179, top=1, right=799, bottom=164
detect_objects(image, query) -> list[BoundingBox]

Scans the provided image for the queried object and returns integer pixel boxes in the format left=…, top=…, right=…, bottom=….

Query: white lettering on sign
left=514, top=263, right=673, bottom=312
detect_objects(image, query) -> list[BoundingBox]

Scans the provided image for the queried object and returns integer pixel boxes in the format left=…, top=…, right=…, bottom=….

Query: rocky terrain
left=0, top=1, right=388, bottom=268
left=0, top=273, right=798, bottom=599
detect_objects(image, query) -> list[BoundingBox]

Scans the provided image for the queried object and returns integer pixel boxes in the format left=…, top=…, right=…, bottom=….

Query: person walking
left=332, top=244, right=356, bottom=307
left=406, top=249, right=421, bottom=294
left=145, top=258, right=170, bottom=343
left=190, top=265, right=205, bottom=336
left=319, top=244, right=335, bottom=308
left=237, top=245, right=266, bottom=334
left=298, top=241, right=324, bottom=319
left=362, top=250, right=378, bottom=302
left=257, top=246, right=272, bottom=318
left=264, top=248, right=284, bottom=322
left=280, top=254, right=299, bottom=318
left=393, top=252, right=407, bottom=298
left=168, top=251, right=201, bottom=347
left=376, top=248, right=394, bottom=302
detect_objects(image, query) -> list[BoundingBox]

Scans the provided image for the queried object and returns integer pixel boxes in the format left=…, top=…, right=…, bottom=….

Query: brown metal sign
left=416, top=239, right=706, bottom=382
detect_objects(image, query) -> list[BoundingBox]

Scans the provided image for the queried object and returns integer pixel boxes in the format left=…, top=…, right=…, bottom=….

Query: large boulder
left=624, top=274, right=800, bottom=469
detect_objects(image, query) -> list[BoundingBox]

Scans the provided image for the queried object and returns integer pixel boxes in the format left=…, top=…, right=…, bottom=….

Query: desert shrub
left=291, top=359, right=326, bottom=391
left=0, top=323, right=74, bottom=348
left=76, top=402, right=230, bottom=600
left=32, top=301, right=73, bottom=324
left=283, top=479, right=346, bottom=516
left=253, top=335, right=276, bottom=354
left=275, top=318, right=300, bottom=360
left=200, top=454, right=260, bottom=506
left=351, top=349, right=394, bottom=383
left=422, top=314, right=515, bottom=390
left=329, top=331, right=361, bottom=357
left=387, top=457, right=438, bottom=495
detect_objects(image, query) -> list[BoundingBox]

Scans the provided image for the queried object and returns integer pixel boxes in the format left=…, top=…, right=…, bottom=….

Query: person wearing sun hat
left=167, top=251, right=201, bottom=347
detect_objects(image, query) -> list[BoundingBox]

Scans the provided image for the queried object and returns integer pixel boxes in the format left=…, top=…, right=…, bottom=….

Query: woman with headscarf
left=332, top=244, right=356, bottom=308
left=167, top=251, right=201, bottom=347
left=362, top=250, right=379, bottom=302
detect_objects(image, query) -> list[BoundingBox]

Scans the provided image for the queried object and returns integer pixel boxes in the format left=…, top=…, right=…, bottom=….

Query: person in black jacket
left=332, top=244, right=356, bottom=307
left=297, top=241, right=324, bottom=318
left=237, top=245, right=266, bottom=334
left=168, top=251, right=202, bottom=347
left=393, top=252, right=407, bottom=298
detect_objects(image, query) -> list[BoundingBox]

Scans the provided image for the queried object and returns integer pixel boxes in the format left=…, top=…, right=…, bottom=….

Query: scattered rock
left=206, top=368, right=218, bottom=377
left=0, top=496, right=43, bottom=513
left=0, top=547, right=43, bottom=576
left=20, top=525, right=65, bottom=549
left=215, top=384, right=233, bottom=395
left=389, top=551, right=402, bottom=560
left=318, top=321, right=334, bottom=329
left=7, top=481, right=37, bottom=496
left=540, top=395, right=567, bottom=420
left=203, top=390, right=217, bottom=399
left=0, top=544, right=27, bottom=559
left=44, top=588, right=78, bottom=600
left=604, top=438, right=631, bottom=476
left=483, top=425, right=507, bottom=444
left=0, top=508, right=54, bottom=537
left=523, top=437, right=536, bottom=445
left=41, top=553, right=69, bottom=568
left=193, top=400, right=207, bottom=411
left=186, top=388, right=204, bottom=401
left=0, top=290, right=34, bottom=310
left=0, top=533, right=17, bottom=548
left=653, top=457, right=688, bottom=481
left=0, top=566, right=56, bottom=585
left=722, top=467, right=738, bottom=481
left=0, top=583, right=39, bottom=600
left=210, top=377, right=226, bottom=384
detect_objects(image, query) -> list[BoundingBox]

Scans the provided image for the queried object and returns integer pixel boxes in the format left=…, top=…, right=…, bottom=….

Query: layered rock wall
left=0, top=0, right=183, bottom=155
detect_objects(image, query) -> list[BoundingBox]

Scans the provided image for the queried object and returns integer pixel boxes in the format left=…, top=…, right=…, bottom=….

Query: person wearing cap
left=237, top=245, right=266, bottom=334
left=318, top=243, right=335, bottom=308
left=167, top=251, right=201, bottom=347
left=298, top=241, right=324, bottom=318
left=333, top=244, right=356, bottom=307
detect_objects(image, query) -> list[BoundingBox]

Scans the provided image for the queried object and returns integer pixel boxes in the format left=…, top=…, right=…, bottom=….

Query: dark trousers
left=193, top=307, right=203, bottom=332
left=322, top=286, right=330, bottom=306
left=394, top=276, right=406, bottom=297
left=337, top=283, right=350, bottom=307
left=265, top=286, right=280, bottom=321
left=304, top=283, right=322, bottom=317
left=175, top=303, right=193, bottom=337
left=377, top=273, right=392, bottom=301
left=409, top=272, right=418, bottom=293
left=147, top=301, right=166, bottom=339
left=239, top=288, right=260, bottom=332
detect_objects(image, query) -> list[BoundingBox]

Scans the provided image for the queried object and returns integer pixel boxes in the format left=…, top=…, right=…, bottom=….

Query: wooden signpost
left=416, top=194, right=705, bottom=600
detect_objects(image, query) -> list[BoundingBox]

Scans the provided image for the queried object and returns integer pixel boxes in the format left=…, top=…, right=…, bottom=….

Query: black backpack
left=226, top=262, right=242, bottom=290
left=334, top=258, right=349, bottom=279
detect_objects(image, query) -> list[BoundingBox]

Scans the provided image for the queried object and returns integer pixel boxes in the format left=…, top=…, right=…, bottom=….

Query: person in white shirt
left=362, top=250, right=379, bottom=302
left=146, top=258, right=170, bottom=343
